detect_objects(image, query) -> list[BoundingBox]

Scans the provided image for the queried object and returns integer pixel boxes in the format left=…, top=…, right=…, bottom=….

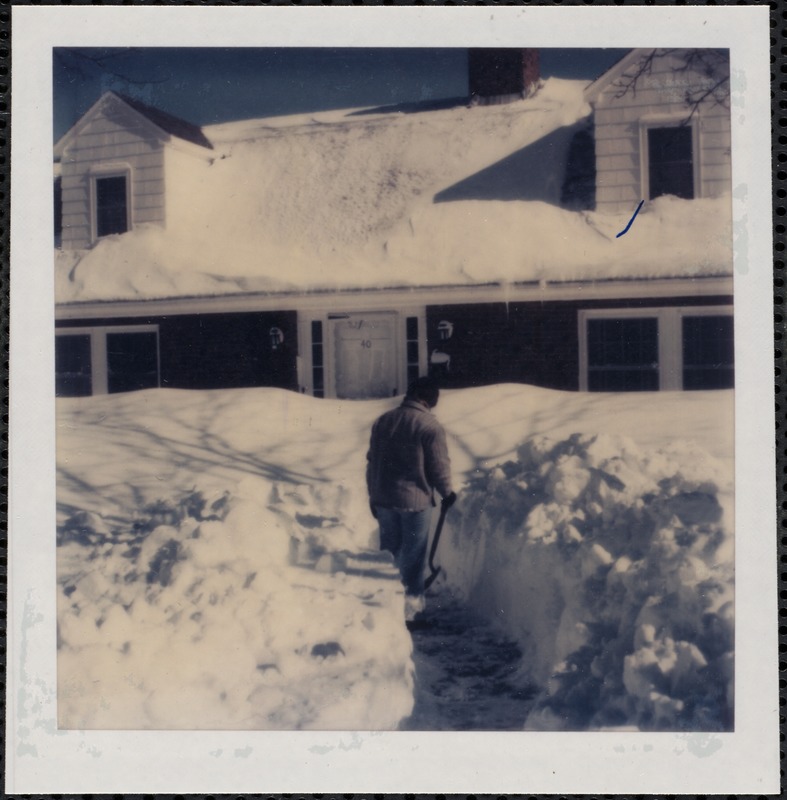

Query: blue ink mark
left=616, top=200, right=644, bottom=238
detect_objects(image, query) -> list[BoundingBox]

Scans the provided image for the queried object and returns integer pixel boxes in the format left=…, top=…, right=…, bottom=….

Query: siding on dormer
left=591, top=49, right=731, bottom=215
left=59, top=97, right=167, bottom=250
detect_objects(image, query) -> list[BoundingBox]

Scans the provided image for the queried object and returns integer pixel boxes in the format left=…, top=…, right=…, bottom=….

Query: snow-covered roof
left=55, top=78, right=733, bottom=305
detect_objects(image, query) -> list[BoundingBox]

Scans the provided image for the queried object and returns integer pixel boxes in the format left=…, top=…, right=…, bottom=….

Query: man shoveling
left=366, top=377, right=456, bottom=622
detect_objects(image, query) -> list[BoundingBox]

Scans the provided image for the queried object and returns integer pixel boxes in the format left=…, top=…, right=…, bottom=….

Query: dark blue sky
left=54, top=47, right=629, bottom=141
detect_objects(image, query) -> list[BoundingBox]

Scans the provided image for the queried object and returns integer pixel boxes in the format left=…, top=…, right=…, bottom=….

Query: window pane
left=648, top=127, right=694, bottom=200
left=406, top=316, right=419, bottom=340
left=682, top=315, right=734, bottom=390
left=311, top=320, right=323, bottom=344
left=311, top=321, right=324, bottom=396
left=313, top=366, right=324, bottom=397
left=587, top=317, right=659, bottom=392
left=55, top=334, right=92, bottom=397
left=311, top=343, right=323, bottom=367
left=106, top=332, right=158, bottom=393
left=96, top=176, right=128, bottom=237
left=54, top=176, right=62, bottom=247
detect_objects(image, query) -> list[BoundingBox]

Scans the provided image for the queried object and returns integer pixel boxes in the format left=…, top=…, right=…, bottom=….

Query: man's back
left=366, top=398, right=452, bottom=511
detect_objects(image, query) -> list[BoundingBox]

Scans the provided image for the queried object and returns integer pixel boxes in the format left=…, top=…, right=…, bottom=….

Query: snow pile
left=56, top=384, right=733, bottom=730
left=55, top=77, right=731, bottom=303
left=439, top=431, right=734, bottom=731
left=57, top=477, right=413, bottom=730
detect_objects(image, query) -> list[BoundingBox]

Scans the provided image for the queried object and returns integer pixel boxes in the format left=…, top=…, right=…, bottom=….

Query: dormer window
left=91, top=168, right=131, bottom=240
left=641, top=119, right=699, bottom=201
left=648, top=126, right=694, bottom=199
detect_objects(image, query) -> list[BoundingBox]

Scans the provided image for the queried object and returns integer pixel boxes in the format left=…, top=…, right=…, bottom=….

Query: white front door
left=332, top=312, right=399, bottom=399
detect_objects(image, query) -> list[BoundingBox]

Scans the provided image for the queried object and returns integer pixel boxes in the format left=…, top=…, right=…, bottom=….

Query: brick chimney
left=468, top=48, right=540, bottom=105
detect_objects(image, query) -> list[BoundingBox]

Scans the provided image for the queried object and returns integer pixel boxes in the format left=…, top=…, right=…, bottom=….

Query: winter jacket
left=366, top=398, right=453, bottom=511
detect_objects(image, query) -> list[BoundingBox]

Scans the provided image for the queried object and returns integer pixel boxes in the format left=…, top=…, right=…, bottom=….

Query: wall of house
left=592, top=49, right=731, bottom=214
left=56, top=292, right=733, bottom=398
left=427, top=295, right=733, bottom=391
left=57, top=310, right=298, bottom=392
left=59, top=98, right=167, bottom=250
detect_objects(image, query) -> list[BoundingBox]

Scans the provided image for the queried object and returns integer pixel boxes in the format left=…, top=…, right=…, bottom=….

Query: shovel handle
left=424, top=503, right=449, bottom=588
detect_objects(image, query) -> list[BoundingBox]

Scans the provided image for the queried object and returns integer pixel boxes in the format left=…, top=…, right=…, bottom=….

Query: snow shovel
left=424, top=503, right=449, bottom=591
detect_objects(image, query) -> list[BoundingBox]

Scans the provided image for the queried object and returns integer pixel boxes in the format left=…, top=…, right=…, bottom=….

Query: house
left=54, top=48, right=733, bottom=400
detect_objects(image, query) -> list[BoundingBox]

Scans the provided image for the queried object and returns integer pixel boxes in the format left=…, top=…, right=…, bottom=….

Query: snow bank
left=57, top=477, right=413, bottom=730
left=439, top=431, right=734, bottom=731
left=56, top=383, right=733, bottom=730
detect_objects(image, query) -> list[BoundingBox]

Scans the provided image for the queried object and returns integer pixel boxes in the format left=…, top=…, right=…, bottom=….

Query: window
left=406, top=316, right=420, bottom=386
left=642, top=121, right=697, bottom=201
left=311, top=320, right=324, bottom=398
left=92, top=170, right=130, bottom=240
left=54, top=176, right=63, bottom=248
left=682, top=314, right=734, bottom=390
left=55, top=326, right=159, bottom=396
left=106, top=331, right=159, bottom=393
left=55, top=334, right=92, bottom=397
left=579, top=307, right=733, bottom=392
left=587, top=317, right=659, bottom=391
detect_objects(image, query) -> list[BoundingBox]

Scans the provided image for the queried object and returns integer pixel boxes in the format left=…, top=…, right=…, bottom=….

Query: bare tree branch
left=54, top=48, right=169, bottom=87
left=611, top=48, right=729, bottom=123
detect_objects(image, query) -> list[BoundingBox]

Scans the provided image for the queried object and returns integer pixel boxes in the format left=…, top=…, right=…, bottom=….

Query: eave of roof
left=54, top=274, right=735, bottom=320
left=113, top=92, right=213, bottom=150
left=54, top=91, right=214, bottom=158
left=583, top=49, right=641, bottom=104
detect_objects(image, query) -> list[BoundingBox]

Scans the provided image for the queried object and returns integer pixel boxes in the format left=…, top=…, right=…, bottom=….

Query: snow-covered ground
left=56, top=383, right=734, bottom=731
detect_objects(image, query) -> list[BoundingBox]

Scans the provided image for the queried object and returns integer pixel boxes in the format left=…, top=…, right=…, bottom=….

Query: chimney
left=468, top=48, right=540, bottom=105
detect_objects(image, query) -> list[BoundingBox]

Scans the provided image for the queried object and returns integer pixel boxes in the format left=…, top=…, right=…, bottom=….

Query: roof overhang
left=55, top=275, right=734, bottom=321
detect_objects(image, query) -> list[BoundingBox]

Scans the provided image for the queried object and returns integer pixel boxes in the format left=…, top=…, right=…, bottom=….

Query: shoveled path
left=400, top=587, right=537, bottom=730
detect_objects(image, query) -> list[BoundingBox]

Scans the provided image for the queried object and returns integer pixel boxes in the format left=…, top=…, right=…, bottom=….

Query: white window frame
left=56, top=324, right=160, bottom=395
left=89, top=163, right=133, bottom=243
left=639, top=116, right=701, bottom=202
left=578, top=306, right=732, bottom=392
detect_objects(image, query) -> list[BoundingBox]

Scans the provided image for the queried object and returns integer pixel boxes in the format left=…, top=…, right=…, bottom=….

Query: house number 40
left=361, top=340, right=372, bottom=348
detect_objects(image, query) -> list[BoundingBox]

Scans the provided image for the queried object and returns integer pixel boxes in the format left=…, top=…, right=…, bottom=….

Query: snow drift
left=58, top=478, right=412, bottom=730
left=56, top=384, right=733, bottom=731
left=439, top=431, right=733, bottom=731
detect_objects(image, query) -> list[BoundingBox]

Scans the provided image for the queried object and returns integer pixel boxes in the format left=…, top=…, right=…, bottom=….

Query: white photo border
left=8, top=4, right=778, bottom=795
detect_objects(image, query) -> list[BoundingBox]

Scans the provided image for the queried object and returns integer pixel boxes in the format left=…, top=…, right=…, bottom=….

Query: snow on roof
left=55, top=78, right=732, bottom=305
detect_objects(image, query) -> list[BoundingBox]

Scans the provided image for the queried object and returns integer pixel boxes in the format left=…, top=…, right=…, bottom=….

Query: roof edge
left=54, top=91, right=213, bottom=160
left=55, top=274, right=735, bottom=320
left=583, top=49, right=644, bottom=104
left=54, top=92, right=116, bottom=159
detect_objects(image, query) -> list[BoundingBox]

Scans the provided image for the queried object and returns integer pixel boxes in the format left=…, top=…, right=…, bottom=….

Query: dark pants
left=375, top=507, right=433, bottom=597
